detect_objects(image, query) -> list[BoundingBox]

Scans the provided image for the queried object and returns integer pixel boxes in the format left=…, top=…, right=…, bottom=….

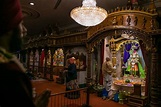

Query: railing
left=49, top=87, right=87, bottom=107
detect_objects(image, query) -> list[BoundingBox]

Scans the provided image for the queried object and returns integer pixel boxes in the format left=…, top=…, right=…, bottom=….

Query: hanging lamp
left=70, top=0, right=108, bottom=27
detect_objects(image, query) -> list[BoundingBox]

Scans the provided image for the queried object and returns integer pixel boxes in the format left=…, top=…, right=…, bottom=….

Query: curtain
left=40, top=50, right=45, bottom=67
left=123, top=43, right=132, bottom=64
left=99, top=39, right=104, bottom=85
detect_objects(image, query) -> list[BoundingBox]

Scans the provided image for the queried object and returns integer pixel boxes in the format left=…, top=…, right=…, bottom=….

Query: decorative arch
left=87, top=26, right=152, bottom=51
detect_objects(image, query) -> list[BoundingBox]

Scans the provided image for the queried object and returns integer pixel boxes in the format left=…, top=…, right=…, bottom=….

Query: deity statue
left=125, top=44, right=145, bottom=79
left=128, top=50, right=139, bottom=76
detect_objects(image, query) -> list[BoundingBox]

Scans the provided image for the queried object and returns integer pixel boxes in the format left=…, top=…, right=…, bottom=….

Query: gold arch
left=116, top=40, right=139, bottom=51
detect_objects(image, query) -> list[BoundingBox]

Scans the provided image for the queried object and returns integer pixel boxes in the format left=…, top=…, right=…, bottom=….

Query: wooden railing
left=49, top=87, right=88, bottom=107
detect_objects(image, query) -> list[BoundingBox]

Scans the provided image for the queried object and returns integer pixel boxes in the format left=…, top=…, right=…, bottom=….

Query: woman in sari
left=65, top=57, right=80, bottom=99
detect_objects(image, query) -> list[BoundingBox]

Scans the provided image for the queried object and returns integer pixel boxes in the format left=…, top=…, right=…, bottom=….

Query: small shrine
left=86, top=0, right=161, bottom=106
left=111, top=39, right=146, bottom=95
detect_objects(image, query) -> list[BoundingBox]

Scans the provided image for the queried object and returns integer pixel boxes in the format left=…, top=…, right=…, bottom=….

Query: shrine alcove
left=86, top=3, right=161, bottom=106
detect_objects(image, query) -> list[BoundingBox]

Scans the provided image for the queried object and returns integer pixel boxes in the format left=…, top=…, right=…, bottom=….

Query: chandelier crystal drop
left=70, top=0, right=108, bottom=27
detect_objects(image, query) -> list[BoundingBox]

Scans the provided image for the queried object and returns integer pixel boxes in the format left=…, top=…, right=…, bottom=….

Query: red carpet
left=32, top=78, right=128, bottom=107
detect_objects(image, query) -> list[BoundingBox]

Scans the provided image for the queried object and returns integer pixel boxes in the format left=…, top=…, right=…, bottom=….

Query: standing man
left=102, top=57, right=115, bottom=100
left=0, top=0, right=51, bottom=107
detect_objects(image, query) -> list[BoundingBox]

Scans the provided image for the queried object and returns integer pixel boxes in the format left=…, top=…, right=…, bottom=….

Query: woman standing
left=65, top=57, right=80, bottom=99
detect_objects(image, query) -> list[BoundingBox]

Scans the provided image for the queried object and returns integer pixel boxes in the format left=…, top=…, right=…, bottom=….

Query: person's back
left=0, top=59, right=35, bottom=107
left=67, top=63, right=77, bottom=80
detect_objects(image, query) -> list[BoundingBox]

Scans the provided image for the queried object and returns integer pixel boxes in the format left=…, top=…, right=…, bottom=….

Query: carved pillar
left=150, top=52, right=158, bottom=106
left=32, top=49, right=36, bottom=73
left=109, top=37, right=116, bottom=66
left=44, top=48, right=48, bottom=78
left=38, top=48, right=42, bottom=75
left=49, top=47, right=55, bottom=81
left=85, top=43, right=92, bottom=107
left=158, top=53, right=161, bottom=106
left=157, top=37, right=161, bottom=106
left=120, top=47, right=124, bottom=77
left=87, top=47, right=92, bottom=84
left=97, top=44, right=101, bottom=84
left=63, top=47, right=68, bottom=66
left=150, top=36, right=161, bottom=106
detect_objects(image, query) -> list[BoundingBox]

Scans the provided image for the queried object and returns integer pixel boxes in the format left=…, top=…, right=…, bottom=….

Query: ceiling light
left=29, top=2, right=35, bottom=6
left=70, top=0, right=108, bottom=27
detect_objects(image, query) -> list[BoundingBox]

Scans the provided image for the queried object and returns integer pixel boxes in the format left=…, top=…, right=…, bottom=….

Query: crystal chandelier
left=70, top=0, right=108, bottom=27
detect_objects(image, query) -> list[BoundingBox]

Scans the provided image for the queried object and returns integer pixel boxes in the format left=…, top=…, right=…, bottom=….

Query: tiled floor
left=32, top=79, right=128, bottom=107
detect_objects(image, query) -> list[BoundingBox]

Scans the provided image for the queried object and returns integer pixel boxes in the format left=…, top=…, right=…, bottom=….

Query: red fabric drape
left=139, top=40, right=150, bottom=96
left=99, top=39, right=104, bottom=85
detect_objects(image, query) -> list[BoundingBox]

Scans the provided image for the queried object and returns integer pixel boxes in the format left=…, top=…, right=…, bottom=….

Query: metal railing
left=49, top=87, right=87, bottom=107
